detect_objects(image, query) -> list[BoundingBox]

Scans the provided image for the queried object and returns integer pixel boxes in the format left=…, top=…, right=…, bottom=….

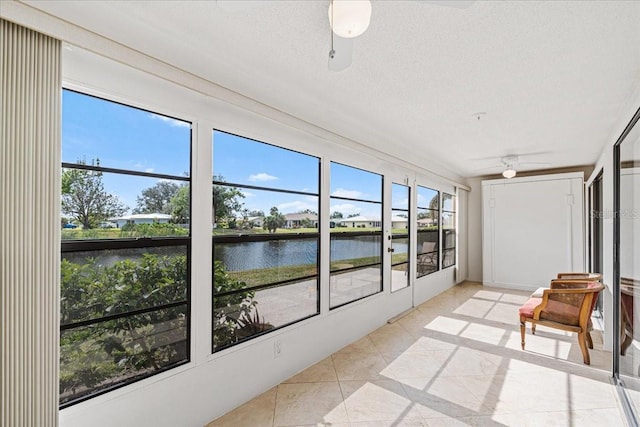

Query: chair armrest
left=533, top=283, right=604, bottom=321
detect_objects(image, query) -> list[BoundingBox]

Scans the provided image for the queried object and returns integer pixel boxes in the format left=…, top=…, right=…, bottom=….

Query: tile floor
left=206, top=282, right=626, bottom=427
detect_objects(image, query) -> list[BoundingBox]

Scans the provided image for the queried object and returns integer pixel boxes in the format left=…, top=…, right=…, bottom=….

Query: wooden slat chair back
left=556, top=272, right=602, bottom=281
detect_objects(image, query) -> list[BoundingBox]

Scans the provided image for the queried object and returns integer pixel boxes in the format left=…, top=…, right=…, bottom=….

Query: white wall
left=466, top=177, right=484, bottom=282
left=457, top=188, right=470, bottom=284
left=482, top=173, right=585, bottom=291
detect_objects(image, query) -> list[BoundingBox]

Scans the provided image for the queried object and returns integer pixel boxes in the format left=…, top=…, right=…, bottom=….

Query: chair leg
left=586, top=331, right=593, bottom=349
left=520, top=318, right=526, bottom=350
left=577, top=331, right=591, bottom=365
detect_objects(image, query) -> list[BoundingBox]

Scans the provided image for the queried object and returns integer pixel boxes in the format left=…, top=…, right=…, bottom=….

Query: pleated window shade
left=1, top=18, right=61, bottom=427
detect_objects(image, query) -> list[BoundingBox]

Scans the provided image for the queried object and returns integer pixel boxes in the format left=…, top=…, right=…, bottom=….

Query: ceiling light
left=502, top=168, right=516, bottom=179
left=328, top=0, right=372, bottom=39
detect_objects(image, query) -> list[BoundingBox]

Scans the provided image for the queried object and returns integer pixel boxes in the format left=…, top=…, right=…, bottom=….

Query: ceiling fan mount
left=475, top=154, right=551, bottom=178
left=501, top=155, right=519, bottom=166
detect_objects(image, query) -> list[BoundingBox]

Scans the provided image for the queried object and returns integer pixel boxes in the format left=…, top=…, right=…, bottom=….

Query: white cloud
left=248, top=173, right=278, bottom=182
left=329, top=202, right=360, bottom=216
left=132, top=162, right=155, bottom=174
left=148, top=113, right=190, bottom=128
left=331, top=188, right=364, bottom=199
left=241, top=190, right=255, bottom=197
left=277, top=200, right=317, bottom=213
left=330, top=202, right=381, bottom=218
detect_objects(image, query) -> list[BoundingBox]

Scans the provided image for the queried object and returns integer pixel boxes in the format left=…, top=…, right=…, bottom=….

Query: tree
left=213, top=175, right=245, bottom=224
left=168, top=185, right=190, bottom=224
left=239, top=209, right=259, bottom=230
left=330, top=211, right=343, bottom=219
left=133, top=181, right=180, bottom=214
left=300, top=218, right=315, bottom=228
left=298, top=209, right=318, bottom=215
left=61, top=161, right=127, bottom=229
left=428, top=194, right=439, bottom=221
left=263, top=206, right=286, bottom=233
left=347, top=213, right=361, bottom=218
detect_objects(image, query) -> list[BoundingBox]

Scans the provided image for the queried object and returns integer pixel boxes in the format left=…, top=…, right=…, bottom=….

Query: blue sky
left=62, top=90, right=190, bottom=210
left=63, top=90, right=414, bottom=218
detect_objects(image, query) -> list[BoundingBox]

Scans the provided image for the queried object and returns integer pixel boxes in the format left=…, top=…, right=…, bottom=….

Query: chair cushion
left=531, top=287, right=547, bottom=298
left=519, top=297, right=542, bottom=318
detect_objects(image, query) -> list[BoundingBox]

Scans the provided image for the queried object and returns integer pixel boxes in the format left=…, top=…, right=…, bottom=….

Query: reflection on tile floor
left=206, top=282, right=624, bottom=427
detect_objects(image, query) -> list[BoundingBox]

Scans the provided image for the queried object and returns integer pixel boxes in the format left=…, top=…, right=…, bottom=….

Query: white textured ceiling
left=23, top=0, right=640, bottom=177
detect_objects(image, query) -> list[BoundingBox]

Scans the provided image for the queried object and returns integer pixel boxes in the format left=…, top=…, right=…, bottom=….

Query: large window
left=442, top=192, right=456, bottom=268
left=60, top=90, right=191, bottom=406
left=391, top=183, right=410, bottom=292
left=416, top=186, right=439, bottom=277
left=329, top=162, right=383, bottom=308
left=212, top=131, right=320, bottom=352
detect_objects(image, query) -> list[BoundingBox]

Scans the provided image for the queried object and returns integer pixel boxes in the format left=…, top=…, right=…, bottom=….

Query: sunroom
left=1, top=1, right=640, bottom=426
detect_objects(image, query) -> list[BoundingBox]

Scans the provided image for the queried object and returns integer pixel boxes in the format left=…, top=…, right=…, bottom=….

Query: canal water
left=63, top=236, right=410, bottom=271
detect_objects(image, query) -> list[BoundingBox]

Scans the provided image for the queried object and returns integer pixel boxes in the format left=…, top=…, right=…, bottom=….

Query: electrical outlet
left=274, top=340, right=282, bottom=358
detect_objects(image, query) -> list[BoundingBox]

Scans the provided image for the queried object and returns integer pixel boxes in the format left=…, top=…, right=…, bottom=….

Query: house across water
left=109, top=213, right=172, bottom=228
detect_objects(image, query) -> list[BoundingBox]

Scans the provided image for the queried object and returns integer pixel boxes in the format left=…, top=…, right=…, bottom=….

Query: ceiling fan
left=217, top=0, right=475, bottom=72
left=477, top=155, right=551, bottom=179
left=328, top=0, right=475, bottom=71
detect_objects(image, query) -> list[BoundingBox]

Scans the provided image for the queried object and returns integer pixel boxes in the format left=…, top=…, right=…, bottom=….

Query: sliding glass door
left=615, top=107, right=640, bottom=424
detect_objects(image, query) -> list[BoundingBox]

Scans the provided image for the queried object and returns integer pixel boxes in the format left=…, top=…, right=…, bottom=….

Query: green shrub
left=60, top=253, right=190, bottom=403
left=60, top=253, right=262, bottom=402
left=212, top=260, right=258, bottom=350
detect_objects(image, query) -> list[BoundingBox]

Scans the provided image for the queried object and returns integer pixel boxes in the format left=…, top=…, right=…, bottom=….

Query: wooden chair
left=519, top=280, right=604, bottom=365
left=530, top=273, right=603, bottom=348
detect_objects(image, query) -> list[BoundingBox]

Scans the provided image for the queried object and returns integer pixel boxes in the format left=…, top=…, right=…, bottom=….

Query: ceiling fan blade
left=328, top=36, right=353, bottom=72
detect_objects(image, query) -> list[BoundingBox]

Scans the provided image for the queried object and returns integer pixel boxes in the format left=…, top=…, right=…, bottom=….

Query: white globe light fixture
left=328, top=0, right=372, bottom=39
left=502, top=168, right=517, bottom=179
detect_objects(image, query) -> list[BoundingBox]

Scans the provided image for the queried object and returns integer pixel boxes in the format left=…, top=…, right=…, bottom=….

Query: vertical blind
left=1, top=18, right=61, bottom=427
